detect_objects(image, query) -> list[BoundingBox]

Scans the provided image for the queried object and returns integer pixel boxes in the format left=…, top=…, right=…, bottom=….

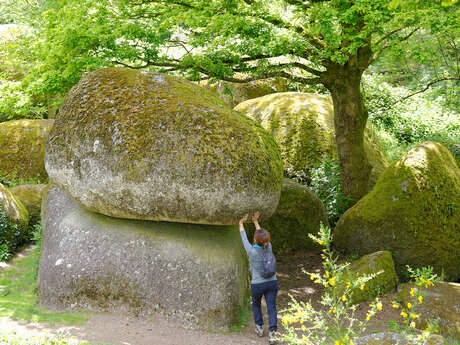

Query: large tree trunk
left=323, top=54, right=372, bottom=205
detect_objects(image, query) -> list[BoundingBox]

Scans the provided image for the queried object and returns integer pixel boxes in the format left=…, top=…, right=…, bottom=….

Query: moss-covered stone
left=334, top=142, right=460, bottom=281
left=0, top=183, right=28, bottom=225
left=46, top=67, right=283, bottom=225
left=246, top=178, right=329, bottom=254
left=0, top=119, right=53, bottom=183
left=9, top=184, right=46, bottom=220
left=199, top=77, right=289, bottom=108
left=39, top=185, right=248, bottom=330
left=399, top=282, right=460, bottom=339
left=234, top=92, right=389, bottom=186
left=344, top=251, right=398, bottom=304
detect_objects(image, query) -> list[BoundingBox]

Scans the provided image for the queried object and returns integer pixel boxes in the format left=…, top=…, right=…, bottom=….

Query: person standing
left=239, top=211, right=278, bottom=345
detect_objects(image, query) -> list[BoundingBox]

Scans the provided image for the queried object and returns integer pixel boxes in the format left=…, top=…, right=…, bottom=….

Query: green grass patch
left=0, top=245, right=88, bottom=325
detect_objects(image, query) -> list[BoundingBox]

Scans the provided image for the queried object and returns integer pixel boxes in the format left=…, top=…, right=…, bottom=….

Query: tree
left=3, top=0, right=458, bottom=202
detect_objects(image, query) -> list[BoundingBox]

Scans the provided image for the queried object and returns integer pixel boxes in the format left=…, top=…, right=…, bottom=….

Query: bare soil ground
left=1, top=249, right=402, bottom=345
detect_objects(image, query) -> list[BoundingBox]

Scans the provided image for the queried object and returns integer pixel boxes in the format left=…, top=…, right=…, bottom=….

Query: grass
left=0, top=245, right=88, bottom=325
left=0, top=331, right=89, bottom=345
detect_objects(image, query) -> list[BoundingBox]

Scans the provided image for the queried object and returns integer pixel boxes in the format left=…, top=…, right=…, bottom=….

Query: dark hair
left=253, top=228, right=271, bottom=249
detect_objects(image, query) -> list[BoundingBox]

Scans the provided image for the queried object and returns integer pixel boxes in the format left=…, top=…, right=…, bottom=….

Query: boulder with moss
left=344, top=251, right=398, bottom=304
left=0, top=183, right=29, bottom=252
left=199, top=77, right=289, bottom=108
left=0, top=119, right=54, bottom=183
left=234, top=92, right=388, bottom=187
left=398, top=282, right=460, bottom=339
left=39, top=185, right=248, bottom=330
left=9, top=184, right=46, bottom=220
left=334, top=142, right=460, bottom=281
left=246, top=178, right=328, bottom=254
left=45, top=67, right=283, bottom=225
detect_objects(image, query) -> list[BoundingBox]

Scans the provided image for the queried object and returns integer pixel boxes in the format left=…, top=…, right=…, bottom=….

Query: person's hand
left=252, top=211, right=260, bottom=223
left=239, top=213, right=249, bottom=224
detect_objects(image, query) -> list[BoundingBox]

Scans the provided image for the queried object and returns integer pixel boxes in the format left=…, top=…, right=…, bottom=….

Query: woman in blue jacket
left=239, top=211, right=278, bottom=345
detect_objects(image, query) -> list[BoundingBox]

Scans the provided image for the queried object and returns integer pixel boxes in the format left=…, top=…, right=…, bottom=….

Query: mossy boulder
left=45, top=67, right=283, bottom=225
left=399, top=282, right=460, bottom=339
left=0, top=183, right=29, bottom=251
left=9, top=184, right=46, bottom=220
left=199, top=77, right=289, bottom=108
left=334, top=142, right=460, bottom=281
left=344, top=251, right=398, bottom=304
left=39, top=185, right=248, bottom=330
left=234, top=92, right=389, bottom=186
left=247, top=178, right=329, bottom=254
left=0, top=119, right=54, bottom=183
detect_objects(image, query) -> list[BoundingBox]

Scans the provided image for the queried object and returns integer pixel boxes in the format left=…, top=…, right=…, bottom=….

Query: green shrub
left=309, top=158, right=353, bottom=226
left=0, top=205, right=25, bottom=261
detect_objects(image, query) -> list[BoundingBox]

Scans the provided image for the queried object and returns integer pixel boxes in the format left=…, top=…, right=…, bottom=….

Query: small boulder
left=334, top=142, right=460, bottom=281
left=234, top=92, right=388, bottom=186
left=38, top=185, right=248, bottom=330
left=247, top=178, right=329, bottom=254
left=9, top=184, right=46, bottom=220
left=345, top=251, right=398, bottom=304
left=45, top=68, right=283, bottom=225
left=199, top=77, right=289, bottom=108
left=399, top=282, right=460, bottom=339
left=0, top=119, right=54, bottom=183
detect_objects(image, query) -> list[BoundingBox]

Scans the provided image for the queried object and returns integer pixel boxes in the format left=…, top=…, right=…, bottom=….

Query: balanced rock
left=334, top=142, right=460, bottom=281
left=45, top=67, right=283, bottom=225
left=234, top=92, right=388, bottom=186
left=38, top=185, right=248, bottom=329
left=247, top=178, right=329, bottom=254
left=0, top=119, right=54, bottom=183
left=200, top=77, right=289, bottom=108
left=9, top=184, right=47, bottom=220
left=399, top=282, right=460, bottom=339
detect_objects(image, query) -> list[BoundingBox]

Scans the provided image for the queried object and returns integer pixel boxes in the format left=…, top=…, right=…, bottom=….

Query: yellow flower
left=328, top=277, right=336, bottom=286
left=318, top=241, right=324, bottom=245
left=360, top=283, right=365, bottom=290
left=325, top=270, right=330, bottom=277
left=410, top=288, right=415, bottom=296
left=392, top=302, right=400, bottom=309
left=310, top=273, right=317, bottom=280
left=301, top=325, right=306, bottom=331
left=346, top=281, right=351, bottom=289
left=342, top=295, right=347, bottom=302
left=410, top=321, right=416, bottom=328
left=410, top=313, right=420, bottom=319
left=401, top=311, right=408, bottom=318
left=351, top=306, right=356, bottom=311
left=407, top=302, right=412, bottom=309
left=418, top=296, right=423, bottom=303
left=333, top=307, right=336, bottom=313
left=376, top=302, right=382, bottom=311
left=314, top=279, right=321, bottom=284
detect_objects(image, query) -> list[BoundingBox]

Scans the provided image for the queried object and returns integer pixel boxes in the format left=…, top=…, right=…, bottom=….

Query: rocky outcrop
left=334, top=142, right=460, bottom=281
left=0, top=119, right=54, bottom=183
left=45, top=67, right=283, bottom=225
left=247, top=179, right=328, bottom=254
left=38, top=185, right=248, bottom=329
left=234, top=92, right=388, bottom=186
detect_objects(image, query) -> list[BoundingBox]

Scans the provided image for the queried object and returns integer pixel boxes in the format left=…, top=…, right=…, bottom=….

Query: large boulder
left=9, top=184, right=47, bottom=220
left=334, top=142, right=460, bottom=281
left=399, top=282, right=460, bottom=339
left=0, top=183, right=28, bottom=225
left=247, top=178, right=329, bottom=254
left=0, top=119, right=54, bottom=183
left=234, top=92, right=388, bottom=186
left=45, top=67, right=283, bottom=225
left=199, top=77, right=289, bottom=108
left=38, top=185, right=248, bottom=330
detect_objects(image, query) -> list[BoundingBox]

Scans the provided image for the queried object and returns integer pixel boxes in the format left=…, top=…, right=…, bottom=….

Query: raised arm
left=252, top=211, right=261, bottom=230
left=239, top=213, right=252, bottom=253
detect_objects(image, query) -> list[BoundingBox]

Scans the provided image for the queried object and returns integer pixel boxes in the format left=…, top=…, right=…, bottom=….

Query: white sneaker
left=268, top=330, right=277, bottom=344
left=255, top=324, right=264, bottom=337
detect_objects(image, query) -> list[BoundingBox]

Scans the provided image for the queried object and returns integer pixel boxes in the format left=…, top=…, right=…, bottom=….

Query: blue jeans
left=251, top=280, right=278, bottom=332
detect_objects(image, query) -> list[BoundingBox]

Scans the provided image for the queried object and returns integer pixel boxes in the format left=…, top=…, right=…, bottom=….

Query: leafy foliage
left=0, top=206, right=24, bottom=261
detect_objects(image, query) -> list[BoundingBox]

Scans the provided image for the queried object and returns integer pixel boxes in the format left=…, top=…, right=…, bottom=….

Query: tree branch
left=393, top=77, right=459, bottom=104
left=370, top=27, right=419, bottom=64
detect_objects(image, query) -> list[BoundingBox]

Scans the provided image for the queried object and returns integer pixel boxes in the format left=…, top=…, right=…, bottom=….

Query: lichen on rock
left=0, top=119, right=54, bottom=183
left=234, top=92, right=389, bottom=187
left=45, top=67, right=283, bottom=225
left=334, top=142, right=460, bottom=281
left=9, top=184, right=46, bottom=220
left=246, top=178, right=329, bottom=254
